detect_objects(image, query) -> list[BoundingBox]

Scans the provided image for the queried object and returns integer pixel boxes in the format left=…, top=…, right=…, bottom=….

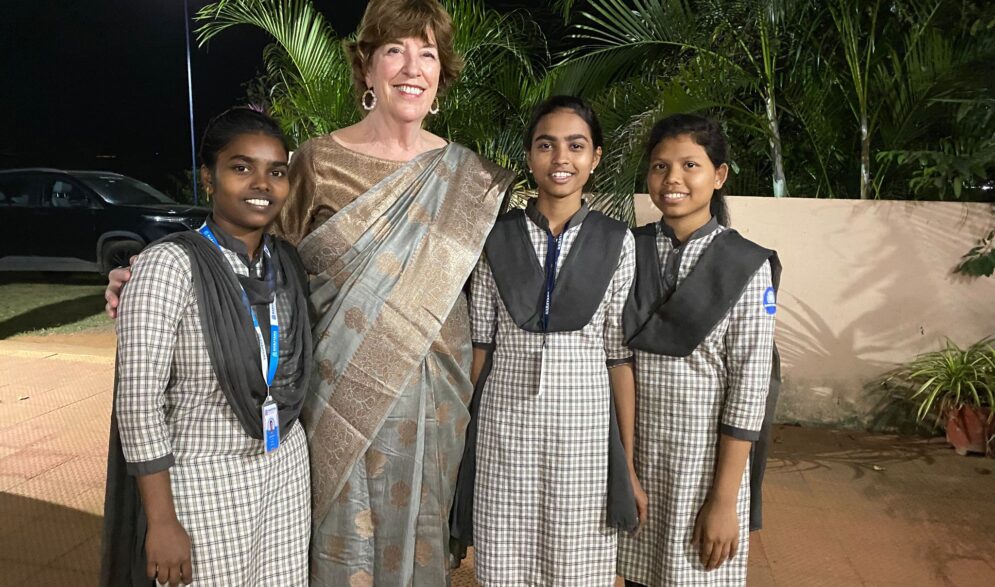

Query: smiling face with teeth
left=647, top=134, right=728, bottom=234
left=527, top=108, right=603, bottom=203
left=201, top=132, right=290, bottom=253
left=364, top=30, right=441, bottom=126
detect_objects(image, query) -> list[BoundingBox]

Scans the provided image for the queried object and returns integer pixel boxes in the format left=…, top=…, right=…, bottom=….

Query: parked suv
left=0, top=168, right=209, bottom=273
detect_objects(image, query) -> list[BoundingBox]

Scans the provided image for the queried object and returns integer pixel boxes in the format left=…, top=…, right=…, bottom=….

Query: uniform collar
left=205, top=216, right=268, bottom=271
left=658, top=216, right=720, bottom=246
left=524, top=198, right=590, bottom=235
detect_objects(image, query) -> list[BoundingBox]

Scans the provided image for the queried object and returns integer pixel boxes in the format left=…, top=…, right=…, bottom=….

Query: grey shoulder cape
left=623, top=223, right=781, bottom=531
left=450, top=207, right=638, bottom=562
left=100, top=231, right=311, bottom=586
left=483, top=207, right=628, bottom=332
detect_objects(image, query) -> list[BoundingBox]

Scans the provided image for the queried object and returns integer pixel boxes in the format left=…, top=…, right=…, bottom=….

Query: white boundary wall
left=634, top=195, right=995, bottom=428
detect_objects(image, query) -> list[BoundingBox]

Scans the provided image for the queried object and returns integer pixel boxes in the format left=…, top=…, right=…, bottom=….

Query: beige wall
left=634, top=195, right=995, bottom=429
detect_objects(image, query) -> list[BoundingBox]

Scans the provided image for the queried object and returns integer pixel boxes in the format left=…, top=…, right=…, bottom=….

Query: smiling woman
left=269, top=1, right=515, bottom=586
left=101, top=108, right=313, bottom=587
left=454, top=96, right=642, bottom=587
left=199, top=128, right=290, bottom=247
left=103, top=3, right=515, bottom=583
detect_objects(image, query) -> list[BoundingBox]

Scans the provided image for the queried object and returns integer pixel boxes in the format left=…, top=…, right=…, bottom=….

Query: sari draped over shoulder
left=294, top=140, right=512, bottom=586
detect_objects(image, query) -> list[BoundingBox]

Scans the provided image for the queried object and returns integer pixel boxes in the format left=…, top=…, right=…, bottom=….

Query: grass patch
left=0, top=273, right=111, bottom=338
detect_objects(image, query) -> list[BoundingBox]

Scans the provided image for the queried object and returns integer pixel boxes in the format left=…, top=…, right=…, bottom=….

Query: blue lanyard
left=199, top=224, right=280, bottom=389
left=541, top=231, right=564, bottom=332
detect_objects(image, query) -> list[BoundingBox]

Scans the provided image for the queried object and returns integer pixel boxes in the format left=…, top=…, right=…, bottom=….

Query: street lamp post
left=183, top=0, right=199, bottom=205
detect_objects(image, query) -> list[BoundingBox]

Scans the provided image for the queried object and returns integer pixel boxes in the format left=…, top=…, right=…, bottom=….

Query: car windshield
left=78, top=174, right=176, bottom=205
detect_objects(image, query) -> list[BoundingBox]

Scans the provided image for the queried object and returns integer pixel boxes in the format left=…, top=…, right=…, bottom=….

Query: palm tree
left=555, top=0, right=815, bottom=201
left=195, top=0, right=548, bottom=189
left=556, top=0, right=995, bottom=204
left=195, top=0, right=358, bottom=142
left=816, top=0, right=994, bottom=199
left=825, top=0, right=894, bottom=200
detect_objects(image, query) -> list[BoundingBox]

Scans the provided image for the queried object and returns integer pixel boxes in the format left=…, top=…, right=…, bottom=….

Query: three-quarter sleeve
left=720, top=262, right=776, bottom=441
left=469, top=254, right=498, bottom=350
left=273, top=139, right=318, bottom=245
left=604, top=230, right=636, bottom=367
left=115, top=243, right=191, bottom=475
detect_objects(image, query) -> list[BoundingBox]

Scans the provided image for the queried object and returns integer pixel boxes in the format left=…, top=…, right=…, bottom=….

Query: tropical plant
left=824, top=0, right=891, bottom=200
left=886, top=338, right=995, bottom=424
left=555, top=0, right=995, bottom=205
left=428, top=0, right=549, bottom=187
left=196, top=0, right=356, bottom=143
left=194, top=0, right=548, bottom=191
left=555, top=0, right=830, bottom=204
left=195, top=0, right=994, bottom=208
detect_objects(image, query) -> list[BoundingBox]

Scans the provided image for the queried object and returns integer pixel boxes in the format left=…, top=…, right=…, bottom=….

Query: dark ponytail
left=644, top=114, right=730, bottom=226
left=199, top=107, right=288, bottom=169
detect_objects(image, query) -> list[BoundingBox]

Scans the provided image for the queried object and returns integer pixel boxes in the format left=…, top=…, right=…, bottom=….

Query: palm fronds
left=196, top=0, right=357, bottom=144
left=194, top=0, right=548, bottom=182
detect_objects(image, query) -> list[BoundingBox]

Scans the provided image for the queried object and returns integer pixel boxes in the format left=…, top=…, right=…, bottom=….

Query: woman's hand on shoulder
left=693, top=495, right=740, bottom=571
left=104, top=256, right=137, bottom=318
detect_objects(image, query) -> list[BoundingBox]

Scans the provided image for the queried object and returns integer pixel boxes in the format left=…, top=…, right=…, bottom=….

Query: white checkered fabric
left=115, top=240, right=310, bottom=586
left=617, top=224, right=775, bottom=587
left=469, top=213, right=636, bottom=587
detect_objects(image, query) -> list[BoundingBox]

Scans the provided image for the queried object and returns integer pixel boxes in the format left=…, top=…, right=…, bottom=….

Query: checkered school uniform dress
left=115, top=237, right=310, bottom=587
left=617, top=223, right=775, bottom=587
left=469, top=208, right=636, bottom=587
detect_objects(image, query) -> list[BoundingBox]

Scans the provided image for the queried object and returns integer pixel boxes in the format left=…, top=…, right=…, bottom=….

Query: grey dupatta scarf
left=295, top=143, right=513, bottom=534
left=100, top=227, right=310, bottom=587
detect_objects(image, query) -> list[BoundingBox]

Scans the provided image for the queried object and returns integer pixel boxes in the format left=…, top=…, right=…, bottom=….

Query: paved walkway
left=1, top=334, right=994, bottom=586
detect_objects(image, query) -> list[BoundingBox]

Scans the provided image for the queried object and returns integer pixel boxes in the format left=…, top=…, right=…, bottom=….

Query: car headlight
left=144, top=215, right=202, bottom=229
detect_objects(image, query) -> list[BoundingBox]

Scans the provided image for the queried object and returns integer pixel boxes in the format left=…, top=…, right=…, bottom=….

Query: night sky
left=3, top=0, right=552, bottom=198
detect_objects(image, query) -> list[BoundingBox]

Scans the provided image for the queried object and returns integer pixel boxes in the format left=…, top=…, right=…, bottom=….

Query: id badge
left=262, top=397, right=280, bottom=453
left=537, top=336, right=550, bottom=397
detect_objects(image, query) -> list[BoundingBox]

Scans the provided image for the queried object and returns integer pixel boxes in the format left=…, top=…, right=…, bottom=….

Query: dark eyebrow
left=227, top=154, right=288, bottom=166
left=652, top=155, right=700, bottom=162
left=533, top=134, right=590, bottom=143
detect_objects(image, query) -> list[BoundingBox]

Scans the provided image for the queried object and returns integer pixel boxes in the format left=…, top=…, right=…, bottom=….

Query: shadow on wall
left=0, top=492, right=103, bottom=582
left=758, top=199, right=995, bottom=430
left=775, top=202, right=928, bottom=429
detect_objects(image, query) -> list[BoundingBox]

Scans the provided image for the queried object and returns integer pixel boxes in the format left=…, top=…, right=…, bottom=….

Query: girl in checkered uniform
left=617, top=115, right=780, bottom=587
left=102, top=109, right=311, bottom=587
left=452, top=96, right=647, bottom=586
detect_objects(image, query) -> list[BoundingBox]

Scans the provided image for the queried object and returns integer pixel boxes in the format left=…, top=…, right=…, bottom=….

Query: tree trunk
left=859, top=111, right=871, bottom=199
left=766, top=93, right=788, bottom=198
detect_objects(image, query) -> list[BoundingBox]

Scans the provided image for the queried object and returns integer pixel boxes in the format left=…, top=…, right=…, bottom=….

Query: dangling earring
left=362, top=88, right=377, bottom=111
left=429, top=97, right=440, bottom=115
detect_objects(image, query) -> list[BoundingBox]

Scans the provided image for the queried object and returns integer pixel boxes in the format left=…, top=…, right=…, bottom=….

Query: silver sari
left=295, top=143, right=512, bottom=586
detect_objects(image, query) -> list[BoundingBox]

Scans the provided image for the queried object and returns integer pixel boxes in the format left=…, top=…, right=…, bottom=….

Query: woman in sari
left=280, top=1, right=511, bottom=584
left=105, top=1, right=513, bottom=584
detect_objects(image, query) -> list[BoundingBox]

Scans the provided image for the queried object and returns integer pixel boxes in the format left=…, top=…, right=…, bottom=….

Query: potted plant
left=887, top=338, right=995, bottom=456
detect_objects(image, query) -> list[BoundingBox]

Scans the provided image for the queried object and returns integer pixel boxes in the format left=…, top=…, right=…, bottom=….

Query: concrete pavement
left=2, top=334, right=994, bottom=586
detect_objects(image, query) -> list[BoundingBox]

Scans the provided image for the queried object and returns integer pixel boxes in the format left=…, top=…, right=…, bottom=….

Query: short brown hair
left=345, top=0, right=463, bottom=101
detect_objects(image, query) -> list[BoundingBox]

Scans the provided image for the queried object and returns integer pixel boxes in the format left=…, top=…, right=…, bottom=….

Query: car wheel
left=101, top=240, right=144, bottom=275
